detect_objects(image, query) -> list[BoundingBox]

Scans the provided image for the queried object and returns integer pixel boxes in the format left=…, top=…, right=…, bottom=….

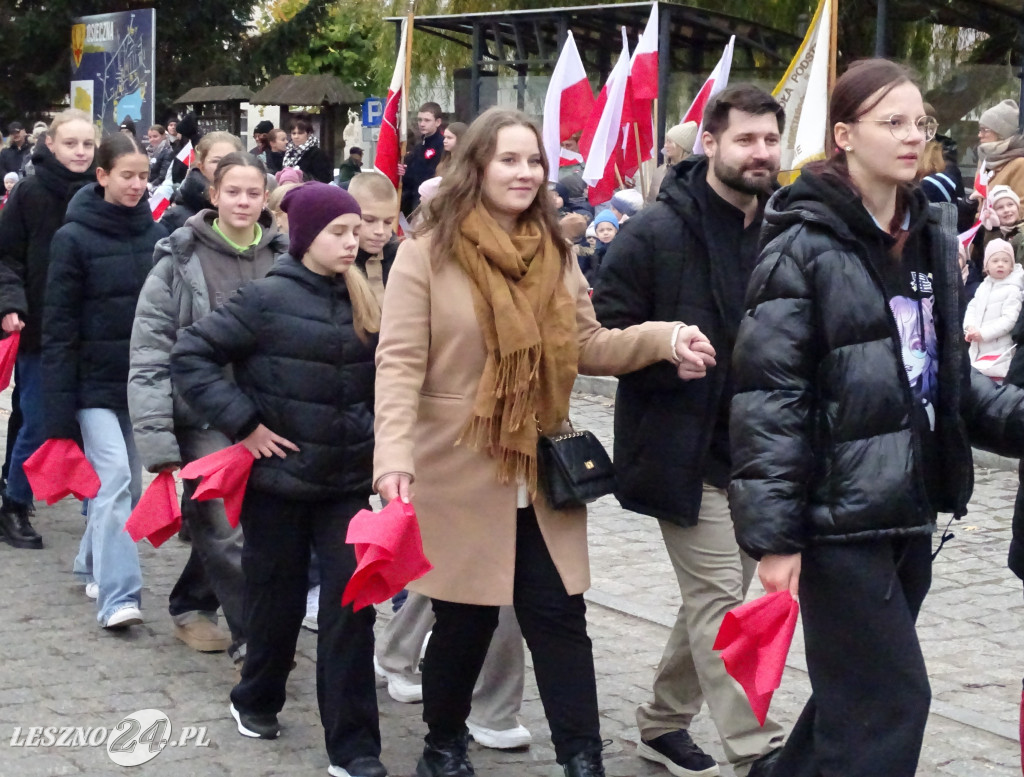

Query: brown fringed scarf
left=454, top=205, right=578, bottom=494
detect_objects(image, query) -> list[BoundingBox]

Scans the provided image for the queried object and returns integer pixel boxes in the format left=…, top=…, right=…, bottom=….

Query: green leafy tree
left=281, top=0, right=391, bottom=96
left=0, top=0, right=258, bottom=124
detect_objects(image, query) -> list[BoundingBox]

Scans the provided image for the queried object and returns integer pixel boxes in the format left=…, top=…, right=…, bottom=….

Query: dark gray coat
left=128, top=210, right=286, bottom=471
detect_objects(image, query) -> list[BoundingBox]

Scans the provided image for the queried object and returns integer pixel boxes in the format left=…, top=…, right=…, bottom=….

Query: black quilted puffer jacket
left=171, top=255, right=377, bottom=501
left=730, top=170, right=1024, bottom=560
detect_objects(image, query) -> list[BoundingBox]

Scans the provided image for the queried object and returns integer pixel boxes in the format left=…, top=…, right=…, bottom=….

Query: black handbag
left=537, top=428, right=616, bottom=509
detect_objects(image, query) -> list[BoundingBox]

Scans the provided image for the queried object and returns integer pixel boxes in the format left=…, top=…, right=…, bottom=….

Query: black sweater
left=0, top=144, right=95, bottom=352
left=161, top=168, right=213, bottom=234
left=171, top=256, right=377, bottom=501
left=42, top=183, right=167, bottom=438
left=592, top=157, right=766, bottom=527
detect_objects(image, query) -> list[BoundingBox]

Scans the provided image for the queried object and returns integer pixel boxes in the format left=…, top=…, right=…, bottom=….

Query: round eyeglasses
left=853, top=114, right=939, bottom=142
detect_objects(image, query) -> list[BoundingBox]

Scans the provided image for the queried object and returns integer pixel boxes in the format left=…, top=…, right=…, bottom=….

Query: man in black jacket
left=593, top=85, right=786, bottom=777
left=398, top=102, right=445, bottom=216
left=0, top=122, right=30, bottom=179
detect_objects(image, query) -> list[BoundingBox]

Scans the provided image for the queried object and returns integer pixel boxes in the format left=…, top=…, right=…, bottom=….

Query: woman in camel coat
left=374, top=107, right=714, bottom=777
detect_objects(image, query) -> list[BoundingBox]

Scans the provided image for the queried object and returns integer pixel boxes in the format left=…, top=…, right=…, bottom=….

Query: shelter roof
left=387, top=1, right=802, bottom=75
left=174, top=86, right=254, bottom=104
left=249, top=75, right=363, bottom=106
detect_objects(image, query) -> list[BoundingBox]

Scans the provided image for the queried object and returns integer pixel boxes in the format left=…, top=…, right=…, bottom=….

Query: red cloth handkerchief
left=0, top=332, right=19, bottom=392
left=342, top=500, right=433, bottom=611
left=713, top=590, right=800, bottom=725
left=22, top=438, right=100, bottom=505
left=125, top=471, right=182, bottom=548
left=179, top=443, right=255, bottom=528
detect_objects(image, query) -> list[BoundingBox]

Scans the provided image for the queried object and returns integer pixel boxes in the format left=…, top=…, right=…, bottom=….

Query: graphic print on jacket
left=889, top=285, right=937, bottom=430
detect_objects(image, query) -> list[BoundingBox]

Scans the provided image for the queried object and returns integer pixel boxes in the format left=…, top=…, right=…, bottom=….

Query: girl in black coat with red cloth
left=731, top=60, right=1024, bottom=777
left=43, top=133, right=166, bottom=629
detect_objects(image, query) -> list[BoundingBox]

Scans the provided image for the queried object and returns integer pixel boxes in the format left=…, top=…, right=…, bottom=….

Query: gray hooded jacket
left=128, top=209, right=288, bottom=471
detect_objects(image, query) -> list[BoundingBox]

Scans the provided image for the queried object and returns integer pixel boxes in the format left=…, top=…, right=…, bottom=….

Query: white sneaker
left=303, top=585, right=319, bottom=632
left=84, top=582, right=98, bottom=599
left=103, top=605, right=142, bottom=629
left=372, top=656, right=422, bottom=703
left=467, top=719, right=533, bottom=750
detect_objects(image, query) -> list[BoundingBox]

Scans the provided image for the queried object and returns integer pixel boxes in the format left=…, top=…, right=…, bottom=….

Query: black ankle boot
left=0, top=500, right=41, bottom=549
left=563, top=746, right=605, bottom=777
left=416, top=731, right=474, bottom=777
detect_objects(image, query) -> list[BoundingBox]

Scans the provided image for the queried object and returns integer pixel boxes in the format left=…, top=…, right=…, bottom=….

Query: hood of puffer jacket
left=30, top=141, right=95, bottom=202
left=63, top=181, right=158, bottom=237
left=182, top=208, right=281, bottom=258
left=761, top=167, right=932, bottom=254
left=175, top=168, right=213, bottom=213
left=655, top=155, right=711, bottom=238
left=266, top=253, right=350, bottom=295
left=656, top=154, right=777, bottom=242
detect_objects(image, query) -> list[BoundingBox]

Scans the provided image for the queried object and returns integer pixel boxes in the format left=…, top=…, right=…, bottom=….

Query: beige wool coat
left=373, top=235, right=679, bottom=605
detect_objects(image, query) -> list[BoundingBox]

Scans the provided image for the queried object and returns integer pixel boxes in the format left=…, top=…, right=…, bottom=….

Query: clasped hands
left=674, top=324, right=717, bottom=380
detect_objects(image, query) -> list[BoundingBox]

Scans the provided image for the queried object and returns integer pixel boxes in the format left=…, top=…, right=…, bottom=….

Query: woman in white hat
left=646, top=121, right=698, bottom=203
left=977, top=99, right=1024, bottom=200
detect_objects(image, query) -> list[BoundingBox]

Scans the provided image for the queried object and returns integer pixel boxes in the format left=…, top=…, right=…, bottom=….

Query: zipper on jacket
left=832, top=225, right=935, bottom=527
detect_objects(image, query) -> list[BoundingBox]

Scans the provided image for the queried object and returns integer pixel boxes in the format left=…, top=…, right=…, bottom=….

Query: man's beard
left=714, top=157, right=778, bottom=196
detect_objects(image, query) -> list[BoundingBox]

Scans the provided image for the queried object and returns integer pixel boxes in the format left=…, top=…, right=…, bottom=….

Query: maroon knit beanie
left=280, top=182, right=362, bottom=259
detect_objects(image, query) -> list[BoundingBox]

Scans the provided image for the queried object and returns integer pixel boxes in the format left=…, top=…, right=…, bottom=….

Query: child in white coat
left=965, top=238, right=1024, bottom=381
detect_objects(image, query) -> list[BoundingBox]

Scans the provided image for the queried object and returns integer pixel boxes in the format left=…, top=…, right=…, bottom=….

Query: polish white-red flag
left=622, top=5, right=659, bottom=178
left=682, top=35, right=735, bottom=154
left=542, top=31, right=595, bottom=183
left=630, top=4, right=659, bottom=101
left=176, top=140, right=195, bottom=169
left=580, top=28, right=631, bottom=205
left=559, top=148, right=585, bottom=168
left=973, top=165, right=991, bottom=200
left=959, top=220, right=982, bottom=250
left=149, top=182, right=173, bottom=221
left=375, top=18, right=408, bottom=189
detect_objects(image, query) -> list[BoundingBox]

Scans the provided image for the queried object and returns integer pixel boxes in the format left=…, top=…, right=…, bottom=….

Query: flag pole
left=395, top=0, right=416, bottom=225
left=633, top=123, right=646, bottom=198
left=826, top=0, right=838, bottom=152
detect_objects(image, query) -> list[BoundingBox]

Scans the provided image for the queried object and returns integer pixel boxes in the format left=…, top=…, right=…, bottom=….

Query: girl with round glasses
left=729, top=58, right=1024, bottom=777
left=854, top=113, right=938, bottom=141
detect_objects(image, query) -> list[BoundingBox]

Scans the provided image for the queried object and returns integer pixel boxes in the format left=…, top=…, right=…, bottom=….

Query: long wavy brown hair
left=416, top=107, right=571, bottom=268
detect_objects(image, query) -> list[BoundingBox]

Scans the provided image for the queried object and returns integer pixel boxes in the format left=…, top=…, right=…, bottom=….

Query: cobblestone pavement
left=0, top=390, right=1021, bottom=776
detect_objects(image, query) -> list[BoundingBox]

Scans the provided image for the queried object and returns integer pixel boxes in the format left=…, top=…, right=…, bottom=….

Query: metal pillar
left=1019, top=20, right=1024, bottom=133
left=471, top=23, right=482, bottom=118
left=874, top=0, right=887, bottom=57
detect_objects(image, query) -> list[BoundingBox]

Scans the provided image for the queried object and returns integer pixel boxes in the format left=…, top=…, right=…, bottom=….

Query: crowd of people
left=2, top=55, right=1024, bottom=777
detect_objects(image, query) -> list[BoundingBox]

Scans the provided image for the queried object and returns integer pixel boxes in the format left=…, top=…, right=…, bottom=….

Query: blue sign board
left=71, top=10, right=156, bottom=136
left=362, top=97, right=385, bottom=129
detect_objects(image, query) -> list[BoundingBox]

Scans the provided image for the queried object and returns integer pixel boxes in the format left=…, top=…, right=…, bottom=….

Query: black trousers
left=772, top=536, right=932, bottom=777
left=168, top=429, right=247, bottom=645
left=423, top=506, right=601, bottom=764
left=230, top=489, right=379, bottom=766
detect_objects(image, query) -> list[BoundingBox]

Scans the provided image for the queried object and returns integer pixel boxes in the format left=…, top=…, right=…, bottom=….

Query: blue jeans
left=5, top=354, right=45, bottom=506
left=73, top=409, right=143, bottom=624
